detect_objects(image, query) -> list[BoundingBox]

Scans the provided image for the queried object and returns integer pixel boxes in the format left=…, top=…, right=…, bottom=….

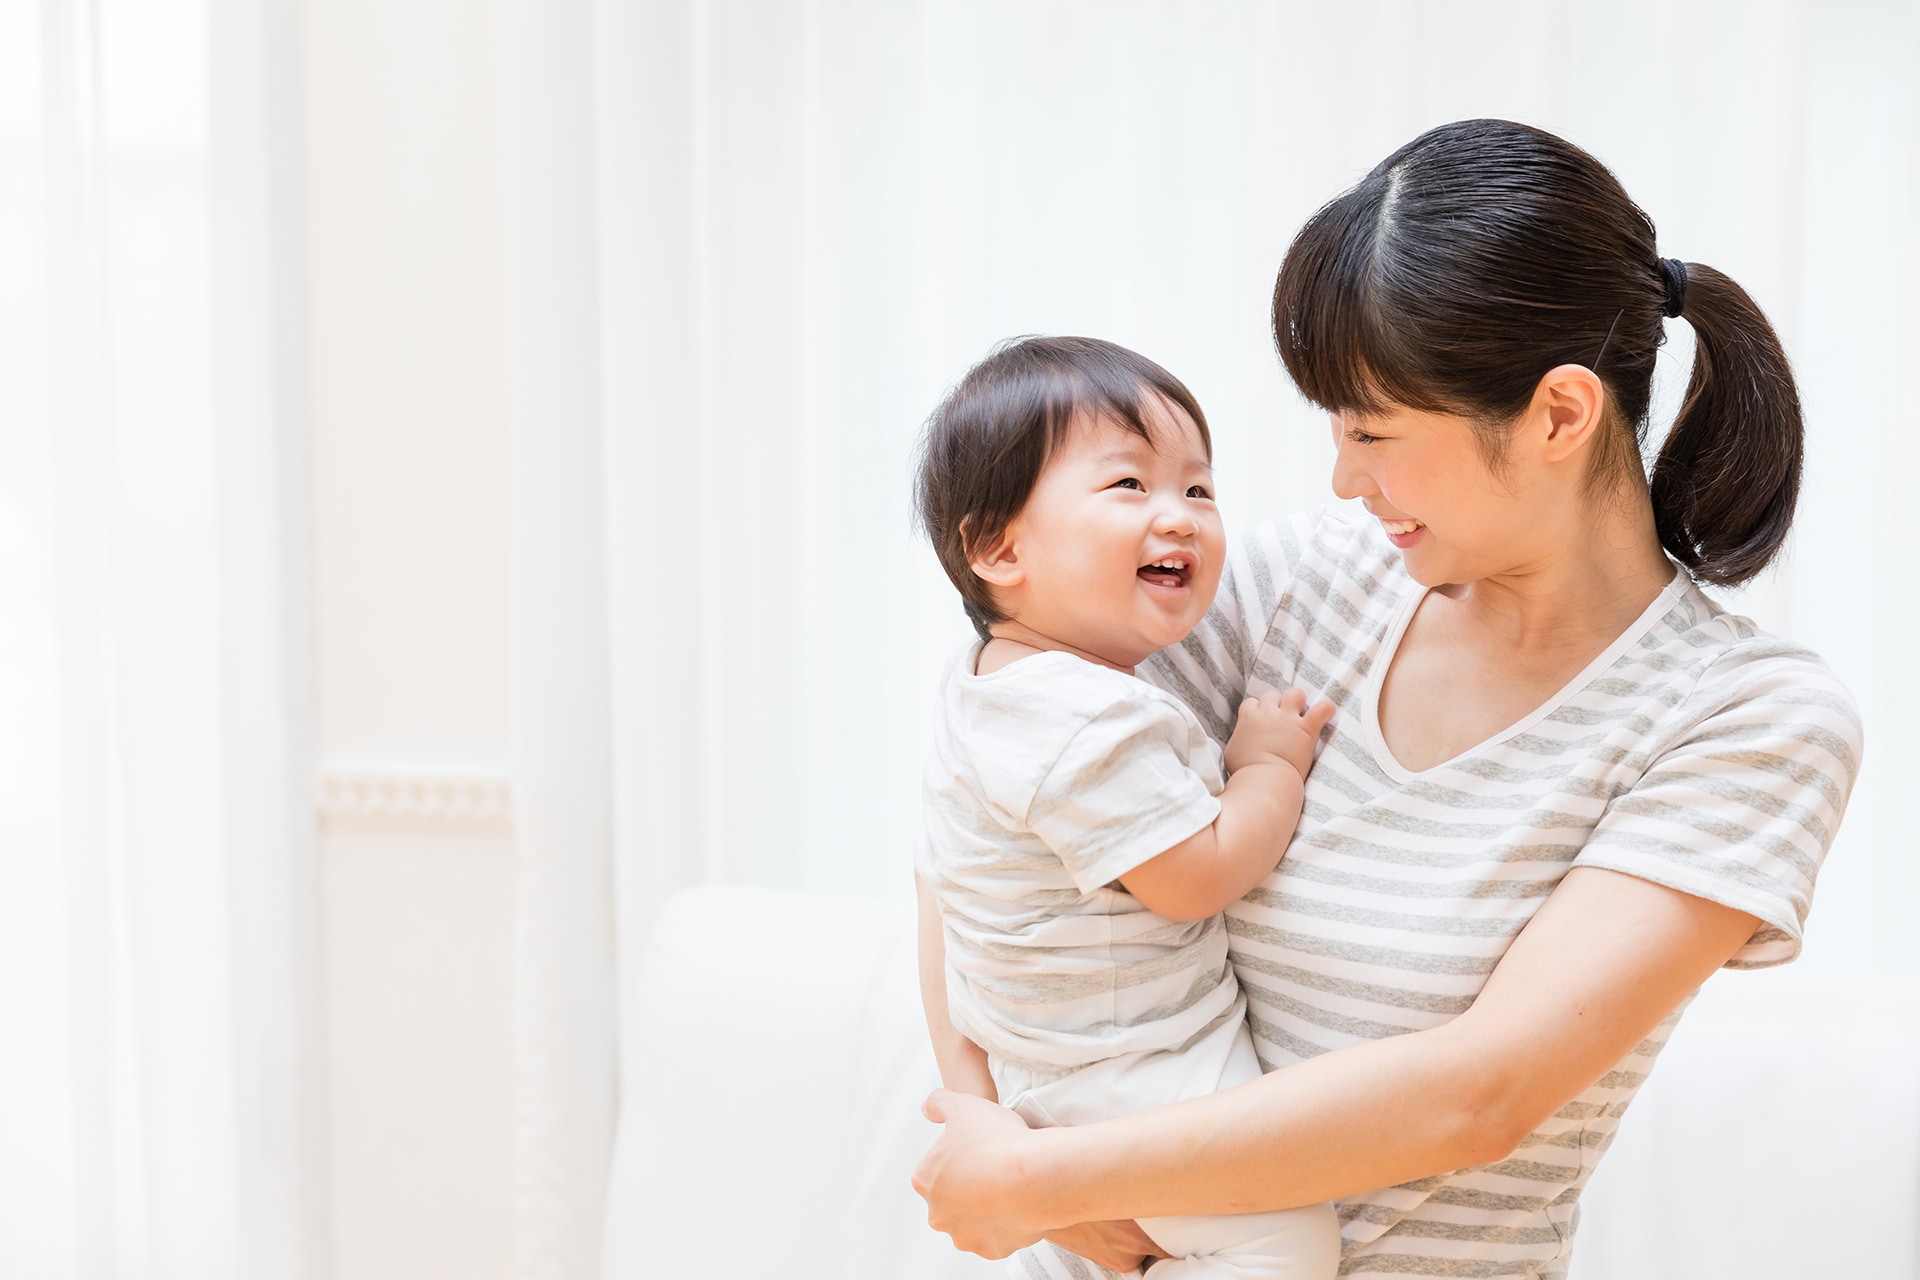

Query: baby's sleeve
left=1572, top=641, right=1864, bottom=968
left=1024, top=692, right=1223, bottom=896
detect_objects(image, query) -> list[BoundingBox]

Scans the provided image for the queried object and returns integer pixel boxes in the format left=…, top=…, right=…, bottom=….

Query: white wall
left=302, top=0, right=517, bottom=1275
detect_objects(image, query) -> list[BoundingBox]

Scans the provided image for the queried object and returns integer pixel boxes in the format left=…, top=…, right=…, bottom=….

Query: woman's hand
left=914, top=1088, right=1165, bottom=1271
left=1042, top=1219, right=1164, bottom=1273
left=912, top=1089, right=1056, bottom=1259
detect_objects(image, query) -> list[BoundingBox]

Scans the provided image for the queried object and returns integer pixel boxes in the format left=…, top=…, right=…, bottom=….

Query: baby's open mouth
left=1138, top=555, right=1192, bottom=589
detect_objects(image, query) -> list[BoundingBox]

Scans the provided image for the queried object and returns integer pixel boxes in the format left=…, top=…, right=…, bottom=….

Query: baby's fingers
left=1303, top=698, right=1338, bottom=738
left=1279, top=687, right=1308, bottom=714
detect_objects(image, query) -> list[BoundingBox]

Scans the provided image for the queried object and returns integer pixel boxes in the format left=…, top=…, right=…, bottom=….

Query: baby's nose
left=1154, top=502, right=1198, bottom=535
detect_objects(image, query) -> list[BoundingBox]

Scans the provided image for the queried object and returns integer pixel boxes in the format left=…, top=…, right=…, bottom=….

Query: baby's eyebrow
left=1090, top=447, right=1213, bottom=473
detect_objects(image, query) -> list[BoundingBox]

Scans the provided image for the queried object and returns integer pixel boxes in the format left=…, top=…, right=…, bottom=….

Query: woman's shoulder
left=1644, top=579, right=1861, bottom=732
left=1619, top=576, right=1864, bottom=813
left=1219, top=504, right=1409, bottom=640
left=1234, top=503, right=1399, bottom=590
left=1577, top=578, right=1864, bottom=970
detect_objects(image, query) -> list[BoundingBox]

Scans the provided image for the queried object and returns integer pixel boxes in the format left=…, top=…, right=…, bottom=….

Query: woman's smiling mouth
left=1379, top=518, right=1425, bottom=548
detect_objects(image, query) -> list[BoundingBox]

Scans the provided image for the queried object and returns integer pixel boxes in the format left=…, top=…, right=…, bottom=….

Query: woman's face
left=1328, top=405, right=1545, bottom=588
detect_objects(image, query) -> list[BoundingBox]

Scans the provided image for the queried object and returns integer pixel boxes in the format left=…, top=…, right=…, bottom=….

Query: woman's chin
left=1395, top=546, right=1462, bottom=589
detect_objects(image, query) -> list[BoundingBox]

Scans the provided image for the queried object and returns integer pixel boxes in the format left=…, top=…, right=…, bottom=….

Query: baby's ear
left=964, top=518, right=1024, bottom=589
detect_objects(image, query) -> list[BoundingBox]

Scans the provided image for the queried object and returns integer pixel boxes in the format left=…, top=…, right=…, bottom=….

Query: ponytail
left=1651, top=263, right=1803, bottom=587
left=1273, top=120, right=1811, bottom=591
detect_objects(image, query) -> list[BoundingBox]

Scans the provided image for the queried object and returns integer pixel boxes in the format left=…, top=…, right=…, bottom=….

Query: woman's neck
left=1442, top=488, right=1674, bottom=659
left=1381, top=491, right=1676, bottom=774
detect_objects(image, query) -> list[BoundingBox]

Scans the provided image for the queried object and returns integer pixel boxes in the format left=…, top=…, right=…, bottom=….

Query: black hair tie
left=1660, top=257, right=1688, bottom=318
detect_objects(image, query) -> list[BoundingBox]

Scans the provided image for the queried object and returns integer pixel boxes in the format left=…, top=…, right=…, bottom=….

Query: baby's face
left=986, top=399, right=1224, bottom=670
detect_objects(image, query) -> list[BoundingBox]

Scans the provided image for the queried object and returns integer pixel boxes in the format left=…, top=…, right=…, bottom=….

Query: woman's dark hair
left=914, top=335, right=1210, bottom=638
left=1273, top=118, right=1802, bottom=587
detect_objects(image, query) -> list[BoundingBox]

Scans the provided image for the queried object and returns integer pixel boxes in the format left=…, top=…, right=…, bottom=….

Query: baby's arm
left=1117, top=688, right=1334, bottom=921
left=916, top=871, right=998, bottom=1101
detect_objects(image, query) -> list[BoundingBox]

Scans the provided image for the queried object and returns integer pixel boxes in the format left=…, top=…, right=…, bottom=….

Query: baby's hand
left=1223, top=688, right=1336, bottom=779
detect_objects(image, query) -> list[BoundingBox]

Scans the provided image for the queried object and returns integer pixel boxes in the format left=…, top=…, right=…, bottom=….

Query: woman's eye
left=1186, top=485, right=1213, bottom=500
left=1345, top=428, right=1382, bottom=445
left=1113, top=477, right=1143, bottom=490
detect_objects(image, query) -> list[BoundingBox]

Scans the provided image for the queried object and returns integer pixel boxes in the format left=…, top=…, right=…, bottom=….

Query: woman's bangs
left=1272, top=193, right=1431, bottom=419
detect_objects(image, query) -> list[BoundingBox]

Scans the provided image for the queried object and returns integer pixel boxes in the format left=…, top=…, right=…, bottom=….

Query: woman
left=911, top=119, right=1863, bottom=1280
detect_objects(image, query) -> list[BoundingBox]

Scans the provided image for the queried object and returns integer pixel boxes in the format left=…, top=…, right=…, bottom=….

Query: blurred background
left=2, top=0, right=1915, bottom=1277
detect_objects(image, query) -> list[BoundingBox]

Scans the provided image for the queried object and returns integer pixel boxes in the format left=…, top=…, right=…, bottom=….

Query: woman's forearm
left=1020, top=1014, right=1509, bottom=1224
left=916, top=872, right=998, bottom=1100
left=918, top=867, right=1761, bottom=1246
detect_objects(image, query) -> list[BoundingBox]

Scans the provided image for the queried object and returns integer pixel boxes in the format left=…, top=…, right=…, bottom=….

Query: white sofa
left=602, top=885, right=1920, bottom=1279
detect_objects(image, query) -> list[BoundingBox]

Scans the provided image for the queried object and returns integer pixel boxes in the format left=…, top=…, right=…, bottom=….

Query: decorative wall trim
left=316, top=762, right=514, bottom=827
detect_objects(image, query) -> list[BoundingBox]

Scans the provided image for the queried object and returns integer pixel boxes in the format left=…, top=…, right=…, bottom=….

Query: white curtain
left=0, top=1, right=324, bottom=1277
left=495, top=1, right=1920, bottom=1274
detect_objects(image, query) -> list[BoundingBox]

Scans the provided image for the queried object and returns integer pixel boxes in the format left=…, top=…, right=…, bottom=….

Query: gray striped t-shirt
left=1134, top=505, right=1865, bottom=1279
left=918, top=643, right=1243, bottom=1081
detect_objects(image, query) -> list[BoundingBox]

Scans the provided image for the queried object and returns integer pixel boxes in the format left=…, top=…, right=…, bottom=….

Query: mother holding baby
left=913, top=118, right=1863, bottom=1279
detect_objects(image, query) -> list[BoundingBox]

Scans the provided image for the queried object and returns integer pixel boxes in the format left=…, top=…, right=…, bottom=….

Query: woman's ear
left=1529, top=363, right=1608, bottom=465
left=965, top=520, right=1025, bottom=590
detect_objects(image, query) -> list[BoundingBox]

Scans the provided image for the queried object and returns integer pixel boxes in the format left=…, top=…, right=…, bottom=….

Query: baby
left=913, top=336, right=1340, bottom=1279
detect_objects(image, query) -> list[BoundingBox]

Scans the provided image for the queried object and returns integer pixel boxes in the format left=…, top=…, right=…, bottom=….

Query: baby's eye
left=1112, top=477, right=1144, bottom=491
left=1186, top=484, right=1213, bottom=500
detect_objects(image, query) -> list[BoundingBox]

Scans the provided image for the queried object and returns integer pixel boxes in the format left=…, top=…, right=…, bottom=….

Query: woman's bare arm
left=913, top=866, right=1760, bottom=1258
left=916, top=872, right=997, bottom=1101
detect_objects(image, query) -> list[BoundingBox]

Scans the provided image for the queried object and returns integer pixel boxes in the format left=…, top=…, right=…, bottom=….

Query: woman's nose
left=1329, top=438, right=1372, bottom=502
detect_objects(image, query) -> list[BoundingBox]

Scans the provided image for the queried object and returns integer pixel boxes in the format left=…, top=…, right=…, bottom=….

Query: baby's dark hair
left=914, top=335, right=1211, bottom=639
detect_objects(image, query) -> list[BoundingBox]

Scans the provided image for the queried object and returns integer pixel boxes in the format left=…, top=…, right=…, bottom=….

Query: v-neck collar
left=1360, top=567, right=1687, bottom=782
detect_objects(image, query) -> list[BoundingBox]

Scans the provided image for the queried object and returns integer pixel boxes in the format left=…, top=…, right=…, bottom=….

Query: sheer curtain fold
left=494, top=4, right=617, bottom=1280
left=210, top=0, right=329, bottom=1275
left=496, top=4, right=1920, bottom=1277
left=0, top=1, right=323, bottom=1276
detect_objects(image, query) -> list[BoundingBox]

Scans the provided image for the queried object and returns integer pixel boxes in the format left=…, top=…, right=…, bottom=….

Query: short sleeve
left=1024, top=693, right=1223, bottom=895
left=1142, top=517, right=1301, bottom=742
left=1573, top=641, right=1864, bottom=968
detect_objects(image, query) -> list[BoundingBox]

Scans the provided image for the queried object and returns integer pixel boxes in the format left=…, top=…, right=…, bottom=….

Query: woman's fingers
left=919, top=1087, right=1009, bottom=1130
left=912, top=1090, right=1050, bottom=1260
left=1042, top=1220, right=1163, bottom=1272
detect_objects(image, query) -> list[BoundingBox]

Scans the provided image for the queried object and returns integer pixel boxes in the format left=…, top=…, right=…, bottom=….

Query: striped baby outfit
left=918, top=643, right=1241, bottom=1082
